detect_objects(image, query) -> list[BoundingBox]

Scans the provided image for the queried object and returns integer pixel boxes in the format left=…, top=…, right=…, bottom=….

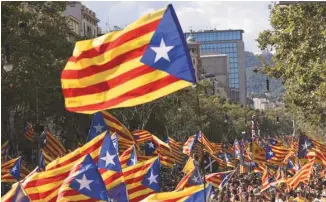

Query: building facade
left=63, top=2, right=101, bottom=41
left=200, top=54, right=229, bottom=98
left=185, top=30, right=247, bottom=105
left=186, top=35, right=201, bottom=81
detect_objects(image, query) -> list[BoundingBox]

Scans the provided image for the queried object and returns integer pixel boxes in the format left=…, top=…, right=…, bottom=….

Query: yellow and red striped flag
left=123, top=157, right=158, bottom=202
left=198, top=131, right=215, bottom=154
left=132, top=130, right=153, bottom=144
left=205, top=171, right=232, bottom=188
left=61, top=4, right=196, bottom=114
left=42, top=130, right=66, bottom=159
left=119, top=145, right=137, bottom=168
left=142, top=183, right=212, bottom=202
left=101, top=111, right=136, bottom=144
left=23, top=133, right=106, bottom=202
left=252, top=142, right=266, bottom=163
left=1, top=157, right=30, bottom=183
left=1, top=140, right=9, bottom=162
left=152, top=135, right=174, bottom=168
left=24, top=122, right=34, bottom=142
left=167, top=137, right=186, bottom=165
left=306, top=149, right=326, bottom=167
left=286, top=158, right=315, bottom=189
left=261, top=165, right=271, bottom=192
left=41, top=149, right=55, bottom=165
left=175, top=168, right=195, bottom=191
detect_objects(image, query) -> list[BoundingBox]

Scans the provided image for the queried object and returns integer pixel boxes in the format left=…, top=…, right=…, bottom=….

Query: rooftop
left=185, top=29, right=245, bottom=34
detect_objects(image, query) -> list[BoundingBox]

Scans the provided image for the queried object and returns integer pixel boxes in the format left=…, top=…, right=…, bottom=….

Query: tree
left=257, top=3, right=326, bottom=129
left=1, top=2, right=90, bottom=152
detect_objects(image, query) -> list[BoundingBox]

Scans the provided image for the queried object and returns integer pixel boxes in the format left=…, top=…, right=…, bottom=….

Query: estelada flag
left=61, top=4, right=196, bottom=114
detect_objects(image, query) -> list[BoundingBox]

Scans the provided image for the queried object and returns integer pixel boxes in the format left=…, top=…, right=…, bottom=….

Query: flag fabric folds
left=1, top=182, right=30, bottom=202
left=101, top=111, right=136, bottom=145
left=97, top=132, right=129, bottom=202
left=219, top=170, right=236, bottom=190
left=1, top=140, right=9, bottom=162
left=42, top=129, right=66, bottom=159
left=260, top=166, right=271, bottom=192
left=252, top=142, right=266, bottom=163
left=57, top=155, right=108, bottom=201
left=87, top=111, right=109, bottom=142
left=2, top=156, right=25, bottom=183
left=205, top=171, right=232, bottom=188
left=123, top=157, right=159, bottom=202
left=142, top=184, right=212, bottom=202
left=24, top=122, right=34, bottom=142
left=166, top=137, right=186, bottom=165
left=120, top=145, right=138, bottom=168
left=286, top=158, right=315, bottom=189
left=175, top=166, right=202, bottom=191
left=133, top=130, right=154, bottom=144
left=61, top=4, right=195, bottom=114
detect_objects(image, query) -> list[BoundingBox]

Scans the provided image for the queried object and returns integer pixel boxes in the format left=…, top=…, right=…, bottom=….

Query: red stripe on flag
left=61, top=45, right=148, bottom=79
left=66, top=75, right=180, bottom=112
left=69, top=19, right=160, bottom=63
left=63, top=65, right=155, bottom=98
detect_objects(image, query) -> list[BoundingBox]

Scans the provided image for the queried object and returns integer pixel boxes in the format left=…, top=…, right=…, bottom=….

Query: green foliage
left=257, top=3, right=326, bottom=129
left=111, top=81, right=293, bottom=143
left=1, top=2, right=91, bottom=152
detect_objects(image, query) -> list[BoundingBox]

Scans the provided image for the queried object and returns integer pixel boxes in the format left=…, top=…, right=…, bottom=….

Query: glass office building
left=185, top=30, right=247, bottom=105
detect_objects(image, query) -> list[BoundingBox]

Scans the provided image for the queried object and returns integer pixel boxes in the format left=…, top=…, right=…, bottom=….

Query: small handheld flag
left=70, top=155, right=109, bottom=201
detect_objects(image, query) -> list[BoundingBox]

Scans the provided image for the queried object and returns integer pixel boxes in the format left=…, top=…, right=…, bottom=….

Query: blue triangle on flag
left=184, top=184, right=212, bottom=202
left=12, top=183, right=30, bottom=202
left=145, top=140, right=156, bottom=155
left=10, top=157, right=22, bottom=181
left=142, top=157, right=160, bottom=192
left=188, top=166, right=203, bottom=186
left=70, top=155, right=108, bottom=201
left=98, top=132, right=122, bottom=172
left=140, top=4, right=196, bottom=83
left=87, top=112, right=108, bottom=142
left=127, top=145, right=138, bottom=166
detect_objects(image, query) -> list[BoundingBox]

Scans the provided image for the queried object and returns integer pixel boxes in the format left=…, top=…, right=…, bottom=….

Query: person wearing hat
left=293, top=187, right=308, bottom=202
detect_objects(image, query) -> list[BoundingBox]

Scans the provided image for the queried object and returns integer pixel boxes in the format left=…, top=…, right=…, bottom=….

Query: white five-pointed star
left=147, top=171, right=158, bottom=185
left=147, top=142, right=155, bottom=149
left=130, top=155, right=137, bottom=165
left=76, top=174, right=93, bottom=191
left=268, top=151, right=274, bottom=156
left=302, top=141, right=310, bottom=150
left=93, top=123, right=104, bottom=133
left=101, top=151, right=116, bottom=167
left=192, top=175, right=199, bottom=183
left=11, top=165, right=18, bottom=173
left=150, top=38, right=174, bottom=63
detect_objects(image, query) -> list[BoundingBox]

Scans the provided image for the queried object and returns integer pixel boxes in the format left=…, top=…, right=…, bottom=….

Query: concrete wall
left=200, top=55, right=229, bottom=98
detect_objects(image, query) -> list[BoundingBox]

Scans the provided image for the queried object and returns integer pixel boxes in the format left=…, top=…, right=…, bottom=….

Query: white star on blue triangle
left=98, top=132, right=122, bottom=172
left=142, top=158, right=160, bottom=192
left=87, top=112, right=109, bottom=142
left=10, top=157, right=22, bottom=180
left=140, top=4, right=196, bottom=84
left=70, top=155, right=108, bottom=201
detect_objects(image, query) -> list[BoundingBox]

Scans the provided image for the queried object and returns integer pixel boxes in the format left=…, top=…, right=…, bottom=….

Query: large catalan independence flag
left=61, top=4, right=196, bottom=114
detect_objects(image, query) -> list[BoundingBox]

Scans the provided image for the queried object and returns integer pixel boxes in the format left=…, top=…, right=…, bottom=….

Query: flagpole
left=194, top=84, right=206, bottom=202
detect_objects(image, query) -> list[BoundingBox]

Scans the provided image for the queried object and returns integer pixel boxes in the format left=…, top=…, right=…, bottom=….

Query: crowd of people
left=158, top=156, right=326, bottom=202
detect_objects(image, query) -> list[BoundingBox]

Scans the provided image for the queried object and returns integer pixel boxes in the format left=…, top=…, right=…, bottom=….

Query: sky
left=83, top=1, right=272, bottom=53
